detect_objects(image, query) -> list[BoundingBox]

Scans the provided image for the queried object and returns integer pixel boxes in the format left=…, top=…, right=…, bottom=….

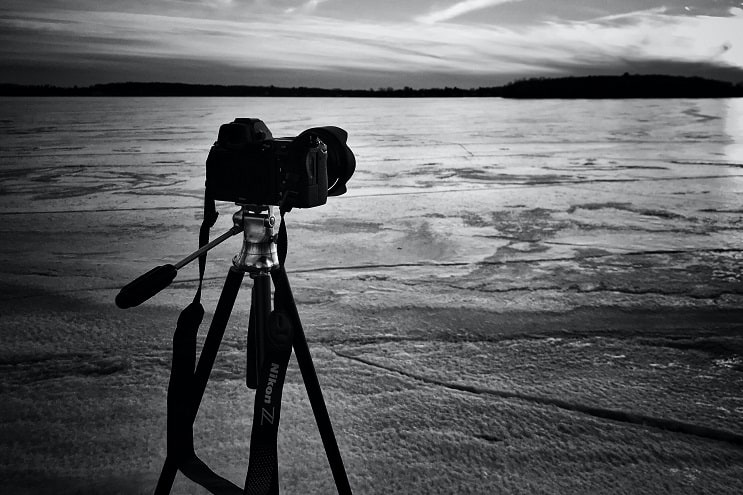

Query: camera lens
left=299, top=126, right=355, bottom=196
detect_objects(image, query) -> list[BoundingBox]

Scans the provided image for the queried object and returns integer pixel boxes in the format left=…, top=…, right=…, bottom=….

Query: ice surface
left=0, top=97, right=741, bottom=301
left=1, top=97, right=743, bottom=493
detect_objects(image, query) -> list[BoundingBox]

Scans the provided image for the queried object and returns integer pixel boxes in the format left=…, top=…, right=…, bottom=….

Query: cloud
left=416, top=0, right=524, bottom=24
left=1, top=6, right=742, bottom=86
left=540, top=7, right=743, bottom=69
left=284, top=0, right=329, bottom=14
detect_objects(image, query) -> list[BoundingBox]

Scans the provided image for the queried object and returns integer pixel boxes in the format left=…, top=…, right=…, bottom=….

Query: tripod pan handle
left=115, top=264, right=178, bottom=309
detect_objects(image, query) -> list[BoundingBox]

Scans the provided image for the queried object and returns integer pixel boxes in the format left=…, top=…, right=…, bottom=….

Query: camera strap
left=195, top=193, right=219, bottom=304
left=167, top=297, right=243, bottom=495
left=158, top=194, right=245, bottom=495
left=244, top=311, right=293, bottom=495
left=277, top=210, right=288, bottom=267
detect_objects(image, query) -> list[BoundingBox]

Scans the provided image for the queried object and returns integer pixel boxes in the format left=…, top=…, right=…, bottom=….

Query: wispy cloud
left=284, top=0, right=329, bottom=15
left=416, top=0, right=525, bottom=24
left=1, top=6, right=741, bottom=85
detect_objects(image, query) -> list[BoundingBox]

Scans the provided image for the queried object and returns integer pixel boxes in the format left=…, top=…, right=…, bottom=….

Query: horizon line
left=2, top=74, right=742, bottom=99
left=2, top=73, right=743, bottom=91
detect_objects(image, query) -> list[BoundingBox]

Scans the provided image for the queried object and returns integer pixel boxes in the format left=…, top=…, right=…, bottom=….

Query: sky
left=1, top=0, right=742, bottom=88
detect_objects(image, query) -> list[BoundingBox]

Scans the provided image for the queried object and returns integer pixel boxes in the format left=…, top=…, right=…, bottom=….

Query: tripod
left=117, top=205, right=352, bottom=495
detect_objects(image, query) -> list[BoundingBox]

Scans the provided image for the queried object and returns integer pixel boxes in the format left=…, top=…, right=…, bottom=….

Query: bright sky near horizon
left=1, top=0, right=742, bottom=88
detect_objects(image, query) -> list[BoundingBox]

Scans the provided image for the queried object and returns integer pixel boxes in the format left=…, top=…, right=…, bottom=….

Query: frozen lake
left=0, top=97, right=741, bottom=305
left=1, top=97, right=743, bottom=494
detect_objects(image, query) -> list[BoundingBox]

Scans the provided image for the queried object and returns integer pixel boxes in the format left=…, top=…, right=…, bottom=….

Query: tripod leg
left=252, top=274, right=271, bottom=383
left=154, top=457, right=179, bottom=495
left=246, top=285, right=258, bottom=389
left=191, top=267, right=245, bottom=414
left=154, top=267, right=245, bottom=495
left=271, top=267, right=353, bottom=495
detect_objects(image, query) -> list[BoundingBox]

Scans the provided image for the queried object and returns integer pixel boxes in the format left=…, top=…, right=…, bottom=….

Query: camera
left=206, top=118, right=355, bottom=209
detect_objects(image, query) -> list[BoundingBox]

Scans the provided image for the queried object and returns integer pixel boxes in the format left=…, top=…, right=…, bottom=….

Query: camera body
left=206, top=118, right=330, bottom=208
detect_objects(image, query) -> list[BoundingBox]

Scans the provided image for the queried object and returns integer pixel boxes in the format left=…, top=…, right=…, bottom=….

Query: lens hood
left=300, top=126, right=355, bottom=196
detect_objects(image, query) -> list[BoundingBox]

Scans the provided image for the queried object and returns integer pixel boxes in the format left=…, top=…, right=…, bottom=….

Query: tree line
left=2, top=74, right=742, bottom=98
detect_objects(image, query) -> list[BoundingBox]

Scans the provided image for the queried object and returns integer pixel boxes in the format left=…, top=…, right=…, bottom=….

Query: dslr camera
left=206, top=118, right=355, bottom=209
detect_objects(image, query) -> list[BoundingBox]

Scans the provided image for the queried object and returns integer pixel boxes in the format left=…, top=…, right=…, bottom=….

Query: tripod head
left=115, top=204, right=283, bottom=308
left=232, top=204, right=281, bottom=274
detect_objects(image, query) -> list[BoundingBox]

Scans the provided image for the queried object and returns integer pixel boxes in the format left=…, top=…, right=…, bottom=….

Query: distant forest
left=2, top=74, right=742, bottom=98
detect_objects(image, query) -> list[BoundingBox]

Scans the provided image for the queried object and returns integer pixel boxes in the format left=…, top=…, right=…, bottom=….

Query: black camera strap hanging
left=155, top=192, right=245, bottom=495
left=196, top=192, right=219, bottom=303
